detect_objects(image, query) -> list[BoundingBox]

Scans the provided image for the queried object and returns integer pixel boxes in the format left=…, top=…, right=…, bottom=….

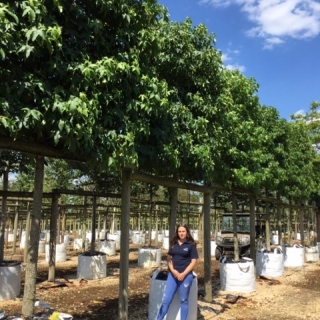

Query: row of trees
left=0, top=0, right=319, bottom=317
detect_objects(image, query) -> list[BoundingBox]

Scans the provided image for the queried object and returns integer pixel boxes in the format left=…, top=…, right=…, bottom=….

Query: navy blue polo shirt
left=168, top=240, right=198, bottom=273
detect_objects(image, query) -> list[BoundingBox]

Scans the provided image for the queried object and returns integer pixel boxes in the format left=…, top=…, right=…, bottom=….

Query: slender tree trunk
left=90, top=196, right=97, bottom=255
left=169, top=188, right=178, bottom=241
left=232, top=191, right=239, bottom=261
left=12, top=205, right=18, bottom=255
left=48, top=193, right=59, bottom=282
left=119, top=169, right=131, bottom=320
left=22, top=156, right=44, bottom=316
left=276, top=192, right=282, bottom=246
left=249, top=194, right=256, bottom=263
left=203, top=192, right=212, bottom=302
left=265, top=190, right=271, bottom=252
left=0, top=169, right=8, bottom=261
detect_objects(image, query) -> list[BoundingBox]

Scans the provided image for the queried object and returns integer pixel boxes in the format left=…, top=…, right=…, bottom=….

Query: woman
left=157, top=224, right=198, bottom=320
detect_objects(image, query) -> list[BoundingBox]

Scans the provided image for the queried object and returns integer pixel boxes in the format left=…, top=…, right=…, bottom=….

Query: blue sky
left=159, top=0, right=320, bottom=120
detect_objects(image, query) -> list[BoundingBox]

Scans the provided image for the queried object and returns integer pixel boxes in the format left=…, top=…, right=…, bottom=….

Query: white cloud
left=199, top=0, right=320, bottom=48
left=221, top=49, right=246, bottom=72
left=225, top=63, right=246, bottom=72
left=294, top=109, right=306, bottom=116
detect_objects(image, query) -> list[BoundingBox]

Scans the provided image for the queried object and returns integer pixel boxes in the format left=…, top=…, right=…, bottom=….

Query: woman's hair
left=170, top=224, right=196, bottom=248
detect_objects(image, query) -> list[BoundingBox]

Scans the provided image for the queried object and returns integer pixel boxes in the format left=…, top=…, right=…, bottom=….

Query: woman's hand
left=177, top=272, right=186, bottom=281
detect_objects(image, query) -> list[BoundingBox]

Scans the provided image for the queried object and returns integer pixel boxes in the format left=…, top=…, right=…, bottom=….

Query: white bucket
left=192, top=230, right=199, bottom=241
left=151, top=230, right=156, bottom=241
left=219, top=257, right=256, bottom=293
left=38, top=240, right=46, bottom=254
left=74, top=238, right=88, bottom=250
left=271, top=234, right=279, bottom=245
left=283, top=245, right=304, bottom=267
left=162, top=237, right=170, bottom=250
left=296, top=232, right=307, bottom=240
left=107, top=234, right=120, bottom=249
left=20, top=231, right=27, bottom=249
left=86, top=232, right=92, bottom=242
left=45, top=243, right=67, bottom=263
left=99, top=240, right=116, bottom=256
left=148, top=269, right=198, bottom=320
left=132, top=233, right=146, bottom=245
left=256, top=247, right=284, bottom=277
left=138, top=247, right=161, bottom=268
left=157, top=234, right=164, bottom=243
left=210, top=241, right=217, bottom=257
left=7, top=233, right=14, bottom=243
left=99, top=230, right=106, bottom=240
left=305, top=246, right=319, bottom=262
left=77, top=252, right=106, bottom=280
left=62, top=234, right=69, bottom=246
left=0, top=261, right=21, bottom=300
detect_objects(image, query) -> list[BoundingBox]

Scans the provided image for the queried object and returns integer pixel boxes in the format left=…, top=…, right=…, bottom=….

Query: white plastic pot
left=256, top=247, right=284, bottom=277
left=283, top=244, right=304, bottom=267
left=157, top=234, right=164, bottom=243
left=210, top=241, right=217, bottom=257
left=107, top=234, right=120, bottom=249
left=162, top=237, right=169, bottom=250
left=138, top=247, right=161, bottom=268
left=132, top=232, right=146, bottom=245
left=219, top=257, right=256, bottom=293
left=38, top=240, right=46, bottom=254
left=99, top=240, right=116, bottom=256
left=45, top=243, right=67, bottom=263
left=0, top=261, right=21, bottom=300
left=305, top=246, right=319, bottom=262
left=77, top=252, right=106, bottom=280
left=148, top=269, right=198, bottom=320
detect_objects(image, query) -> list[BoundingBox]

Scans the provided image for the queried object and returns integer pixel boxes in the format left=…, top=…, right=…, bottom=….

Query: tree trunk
left=48, top=193, right=59, bottom=282
left=265, top=190, right=271, bottom=252
left=119, top=168, right=131, bottom=320
left=203, top=192, right=212, bottom=302
left=0, top=169, right=9, bottom=261
left=232, top=191, right=239, bottom=261
left=90, top=196, right=97, bottom=255
left=22, top=156, right=44, bottom=316
left=249, top=194, right=256, bottom=263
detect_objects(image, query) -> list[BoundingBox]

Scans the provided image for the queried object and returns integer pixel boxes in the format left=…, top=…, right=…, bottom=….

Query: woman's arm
left=177, top=258, right=197, bottom=281
left=167, top=255, right=179, bottom=278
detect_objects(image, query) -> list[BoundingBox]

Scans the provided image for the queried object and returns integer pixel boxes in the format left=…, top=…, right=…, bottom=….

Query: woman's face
left=178, top=226, right=187, bottom=240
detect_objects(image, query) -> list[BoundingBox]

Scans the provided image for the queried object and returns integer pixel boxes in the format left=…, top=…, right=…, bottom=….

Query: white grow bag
left=107, top=233, right=120, bottom=249
left=210, top=241, right=216, bottom=257
left=0, top=261, right=21, bottom=300
left=138, top=247, right=161, bottom=268
left=132, top=232, right=146, bottom=245
left=256, top=247, right=284, bottom=277
left=73, top=238, right=88, bottom=250
left=305, top=246, right=319, bottom=262
left=77, top=252, right=107, bottom=280
left=162, top=237, right=170, bottom=250
left=148, top=269, right=198, bottom=320
left=157, top=234, right=164, bottom=243
left=219, top=257, right=256, bottom=293
left=45, top=243, right=67, bottom=263
left=283, top=244, right=304, bottom=268
left=99, top=240, right=116, bottom=256
left=38, top=240, right=46, bottom=254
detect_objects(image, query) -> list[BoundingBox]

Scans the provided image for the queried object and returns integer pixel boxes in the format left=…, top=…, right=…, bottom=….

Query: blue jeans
left=156, top=272, right=194, bottom=320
